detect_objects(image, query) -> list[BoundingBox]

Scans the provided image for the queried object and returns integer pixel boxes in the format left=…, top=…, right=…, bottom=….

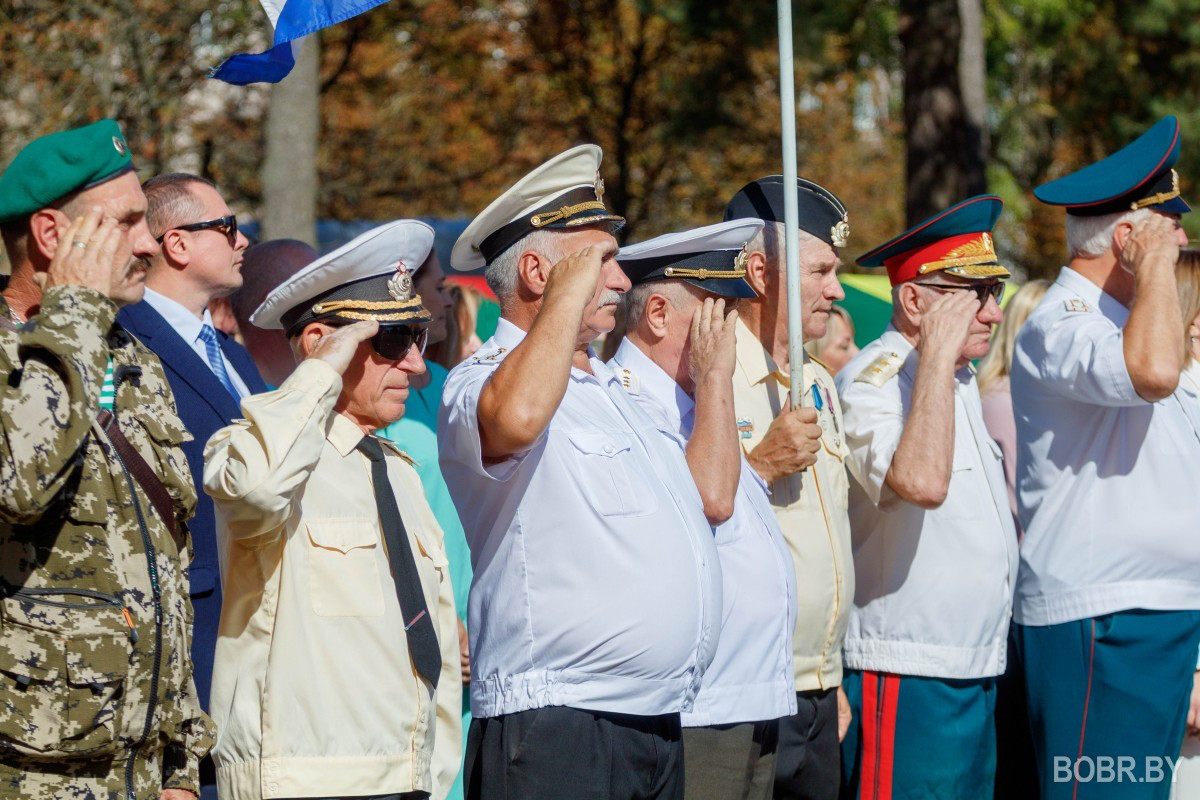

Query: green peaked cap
left=0, top=119, right=135, bottom=223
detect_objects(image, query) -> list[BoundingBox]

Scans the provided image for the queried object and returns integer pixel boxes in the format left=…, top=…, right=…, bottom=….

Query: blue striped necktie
left=198, top=324, right=240, bottom=401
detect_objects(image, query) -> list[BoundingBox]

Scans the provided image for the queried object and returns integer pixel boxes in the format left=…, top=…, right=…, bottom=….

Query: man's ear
left=896, top=282, right=923, bottom=319
left=297, top=321, right=336, bottom=358
left=27, top=208, right=66, bottom=264
left=517, top=250, right=550, bottom=297
left=158, top=229, right=190, bottom=267
left=743, top=250, right=770, bottom=297
left=644, top=292, right=672, bottom=339
left=1112, top=220, right=1135, bottom=255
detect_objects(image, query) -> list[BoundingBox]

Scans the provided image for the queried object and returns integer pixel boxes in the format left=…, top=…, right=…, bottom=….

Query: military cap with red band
left=856, top=195, right=1010, bottom=286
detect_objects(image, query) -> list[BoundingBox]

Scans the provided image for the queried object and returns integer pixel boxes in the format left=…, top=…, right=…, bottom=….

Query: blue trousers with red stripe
left=839, top=670, right=996, bottom=800
left=1015, top=609, right=1200, bottom=800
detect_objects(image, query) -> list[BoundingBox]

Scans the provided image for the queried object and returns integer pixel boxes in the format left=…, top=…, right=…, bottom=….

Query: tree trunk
left=900, top=0, right=987, bottom=225
left=958, top=0, right=989, bottom=197
left=262, top=34, right=320, bottom=247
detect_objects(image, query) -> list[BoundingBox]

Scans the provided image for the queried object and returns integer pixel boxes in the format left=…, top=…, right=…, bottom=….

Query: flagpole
left=776, top=0, right=805, bottom=407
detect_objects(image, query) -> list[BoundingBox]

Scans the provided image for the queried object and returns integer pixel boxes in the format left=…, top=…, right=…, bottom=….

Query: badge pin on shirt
left=737, top=418, right=754, bottom=439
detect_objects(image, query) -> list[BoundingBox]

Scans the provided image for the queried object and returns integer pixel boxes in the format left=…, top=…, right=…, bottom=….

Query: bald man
left=230, top=239, right=318, bottom=387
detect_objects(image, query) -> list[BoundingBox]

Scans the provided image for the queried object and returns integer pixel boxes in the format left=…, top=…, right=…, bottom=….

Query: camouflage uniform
left=0, top=284, right=215, bottom=799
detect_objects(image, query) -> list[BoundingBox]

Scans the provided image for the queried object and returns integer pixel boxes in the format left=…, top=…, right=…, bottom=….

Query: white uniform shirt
left=439, top=319, right=723, bottom=718
left=609, top=338, right=796, bottom=727
left=141, top=287, right=251, bottom=398
left=1011, top=268, right=1200, bottom=626
left=835, top=327, right=1018, bottom=679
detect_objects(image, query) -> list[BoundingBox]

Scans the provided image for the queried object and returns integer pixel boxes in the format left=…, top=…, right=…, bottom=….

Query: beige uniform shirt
left=732, top=319, right=853, bottom=692
left=204, top=359, right=461, bottom=800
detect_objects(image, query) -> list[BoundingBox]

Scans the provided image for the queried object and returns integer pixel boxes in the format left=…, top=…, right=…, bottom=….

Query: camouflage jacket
left=0, top=285, right=215, bottom=799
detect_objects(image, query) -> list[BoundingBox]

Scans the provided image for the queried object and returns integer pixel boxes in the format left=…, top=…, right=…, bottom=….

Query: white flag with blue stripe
left=212, top=0, right=390, bottom=84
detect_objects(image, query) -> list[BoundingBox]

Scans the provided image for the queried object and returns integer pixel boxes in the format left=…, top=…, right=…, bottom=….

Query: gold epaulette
left=616, top=367, right=640, bottom=395
left=854, top=350, right=903, bottom=387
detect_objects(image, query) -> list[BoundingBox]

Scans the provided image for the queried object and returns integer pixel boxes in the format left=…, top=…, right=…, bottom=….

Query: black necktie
left=356, top=435, right=441, bottom=688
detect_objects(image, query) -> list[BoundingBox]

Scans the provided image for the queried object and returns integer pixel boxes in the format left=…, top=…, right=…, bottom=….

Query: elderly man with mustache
left=439, top=146, right=722, bottom=800
left=0, top=120, right=214, bottom=799
left=834, top=196, right=1017, bottom=800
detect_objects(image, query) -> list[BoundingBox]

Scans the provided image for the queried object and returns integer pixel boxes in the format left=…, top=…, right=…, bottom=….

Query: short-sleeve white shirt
left=835, top=328, right=1018, bottom=679
left=1011, top=267, right=1200, bottom=626
left=608, top=338, right=796, bottom=727
left=439, top=319, right=723, bottom=718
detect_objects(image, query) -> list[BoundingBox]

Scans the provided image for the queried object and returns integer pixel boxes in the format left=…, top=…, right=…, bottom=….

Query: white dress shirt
left=142, top=287, right=250, bottom=398
left=439, top=318, right=723, bottom=718
left=608, top=338, right=796, bottom=727
left=1011, top=267, right=1200, bottom=626
left=836, top=327, right=1018, bottom=679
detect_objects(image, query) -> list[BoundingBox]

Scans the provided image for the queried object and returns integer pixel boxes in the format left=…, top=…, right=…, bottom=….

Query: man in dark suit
left=118, top=172, right=265, bottom=800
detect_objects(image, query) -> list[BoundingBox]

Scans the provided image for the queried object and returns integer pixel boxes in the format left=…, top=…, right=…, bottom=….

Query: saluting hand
left=306, top=320, right=379, bottom=376
left=39, top=207, right=123, bottom=298
left=916, top=288, right=980, bottom=365
left=688, top=297, right=738, bottom=387
left=542, top=244, right=605, bottom=312
left=1120, top=213, right=1181, bottom=277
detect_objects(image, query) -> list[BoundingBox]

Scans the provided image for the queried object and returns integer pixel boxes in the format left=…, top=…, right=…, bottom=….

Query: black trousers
left=773, top=688, right=840, bottom=800
left=465, top=706, right=684, bottom=800
left=683, top=719, right=779, bottom=800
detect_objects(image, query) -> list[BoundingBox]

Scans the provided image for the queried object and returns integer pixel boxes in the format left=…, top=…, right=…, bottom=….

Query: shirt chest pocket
left=942, top=434, right=988, bottom=521
left=306, top=519, right=386, bottom=617
left=567, top=432, right=659, bottom=518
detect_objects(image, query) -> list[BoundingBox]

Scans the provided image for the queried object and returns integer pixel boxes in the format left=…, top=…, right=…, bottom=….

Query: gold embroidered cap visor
left=250, top=219, right=436, bottom=334
left=617, top=218, right=764, bottom=300
left=450, top=144, right=625, bottom=273
left=856, top=195, right=1011, bottom=286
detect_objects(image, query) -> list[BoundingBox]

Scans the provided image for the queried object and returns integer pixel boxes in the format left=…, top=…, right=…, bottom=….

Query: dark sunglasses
left=155, top=214, right=238, bottom=246
left=370, top=324, right=429, bottom=361
left=919, top=281, right=1005, bottom=305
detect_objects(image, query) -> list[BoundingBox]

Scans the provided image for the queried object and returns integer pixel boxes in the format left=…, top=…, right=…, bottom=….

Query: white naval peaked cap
left=449, top=144, right=626, bottom=273
left=617, top=218, right=765, bottom=300
left=251, top=219, right=436, bottom=332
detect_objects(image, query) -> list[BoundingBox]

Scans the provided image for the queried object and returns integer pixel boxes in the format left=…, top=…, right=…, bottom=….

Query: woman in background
left=977, top=279, right=1050, bottom=536
left=1176, top=249, right=1200, bottom=399
left=805, top=304, right=859, bottom=376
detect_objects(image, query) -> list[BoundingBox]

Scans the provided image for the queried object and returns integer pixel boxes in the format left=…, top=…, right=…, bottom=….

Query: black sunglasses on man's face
left=919, top=281, right=1006, bottom=305
left=155, top=214, right=238, bottom=246
left=371, top=325, right=429, bottom=361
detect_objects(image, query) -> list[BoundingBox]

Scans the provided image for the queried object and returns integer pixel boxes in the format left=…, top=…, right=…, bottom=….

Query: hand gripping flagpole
left=776, top=0, right=805, bottom=407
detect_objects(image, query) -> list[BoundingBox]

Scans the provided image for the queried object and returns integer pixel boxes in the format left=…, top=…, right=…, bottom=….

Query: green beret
left=0, top=119, right=135, bottom=224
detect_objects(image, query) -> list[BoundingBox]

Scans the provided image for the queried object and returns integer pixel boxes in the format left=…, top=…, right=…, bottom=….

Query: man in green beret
left=0, top=119, right=214, bottom=800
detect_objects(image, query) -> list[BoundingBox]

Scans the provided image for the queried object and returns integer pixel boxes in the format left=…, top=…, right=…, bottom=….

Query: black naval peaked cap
left=724, top=176, right=850, bottom=248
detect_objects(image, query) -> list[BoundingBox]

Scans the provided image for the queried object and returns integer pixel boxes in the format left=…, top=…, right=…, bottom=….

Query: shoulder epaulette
left=468, top=347, right=508, bottom=365
left=1063, top=298, right=1092, bottom=313
left=854, top=350, right=903, bottom=387
left=616, top=367, right=640, bottom=395
left=379, top=439, right=417, bottom=466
